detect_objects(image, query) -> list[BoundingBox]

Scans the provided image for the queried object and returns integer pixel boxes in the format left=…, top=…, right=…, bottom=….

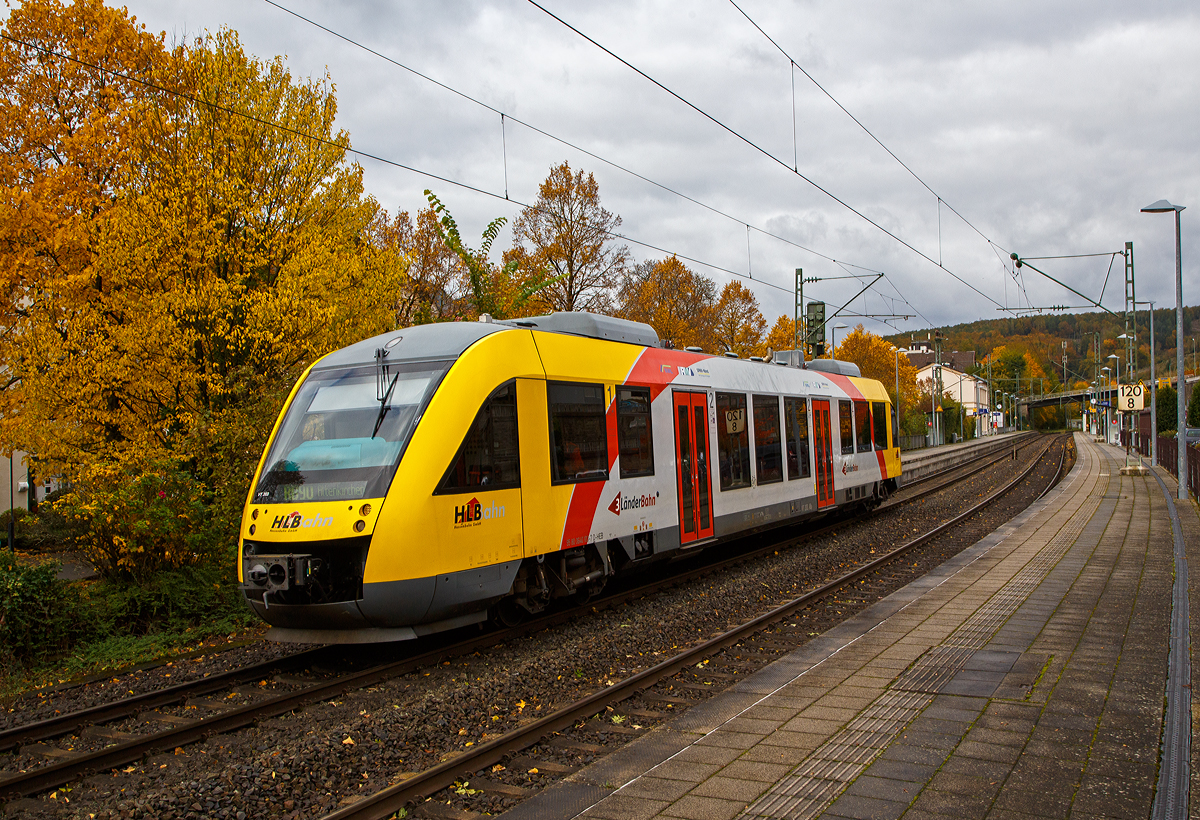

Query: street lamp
left=1117, top=334, right=1131, bottom=381
left=1102, top=366, right=1112, bottom=442
left=894, top=347, right=901, bottom=439
left=1108, top=353, right=1121, bottom=443
left=831, top=323, right=848, bottom=361
left=1142, top=199, right=1187, bottom=500
left=1136, top=299, right=1158, bottom=466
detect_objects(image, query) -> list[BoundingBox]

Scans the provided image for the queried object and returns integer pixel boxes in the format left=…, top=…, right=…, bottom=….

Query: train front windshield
left=253, top=361, right=450, bottom=504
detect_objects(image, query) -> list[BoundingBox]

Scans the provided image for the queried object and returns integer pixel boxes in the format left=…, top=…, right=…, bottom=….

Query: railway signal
left=806, top=300, right=826, bottom=356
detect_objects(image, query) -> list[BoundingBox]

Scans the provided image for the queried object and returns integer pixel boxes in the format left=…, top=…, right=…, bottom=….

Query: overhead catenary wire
left=260, top=0, right=889, bottom=289
left=727, top=0, right=1003, bottom=253
left=0, top=31, right=821, bottom=300
left=257, top=0, right=929, bottom=326
left=523, top=0, right=1011, bottom=314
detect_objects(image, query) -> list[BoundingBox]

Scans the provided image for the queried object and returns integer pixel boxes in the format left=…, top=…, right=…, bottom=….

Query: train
left=238, top=312, right=901, bottom=643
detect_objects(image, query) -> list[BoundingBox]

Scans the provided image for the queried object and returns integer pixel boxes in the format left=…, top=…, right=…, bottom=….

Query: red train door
left=812, top=399, right=835, bottom=508
left=674, top=391, right=714, bottom=544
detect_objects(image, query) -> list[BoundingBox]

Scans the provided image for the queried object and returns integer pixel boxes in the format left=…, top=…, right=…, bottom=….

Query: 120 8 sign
left=1117, top=383, right=1145, bottom=412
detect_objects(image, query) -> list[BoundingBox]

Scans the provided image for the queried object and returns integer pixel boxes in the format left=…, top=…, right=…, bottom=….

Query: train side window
left=839, top=400, right=854, bottom=455
left=437, top=381, right=520, bottom=493
left=753, top=395, right=783, bottom=485
left=872, top=402, right=889, bottom=450
left=784, top=397, right=811, bottom=479
left=855, top=401, right=872, bottom=453
left=617, top=386, right=654, bottom=478
left=549, top=382, right=609, bottom=484
left=716, top=392, right=751, bottom=490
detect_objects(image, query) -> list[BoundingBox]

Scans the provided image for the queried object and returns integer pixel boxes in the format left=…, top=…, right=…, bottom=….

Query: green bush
left=87, top=563, right=248, bottom=637
left=0, top=553, right=91, bottom=670
left=52, top=458, right=214, bottom=583
left=1158, top=387, right=1178, bottom=433
left=0, top=504, right=70, bottom=553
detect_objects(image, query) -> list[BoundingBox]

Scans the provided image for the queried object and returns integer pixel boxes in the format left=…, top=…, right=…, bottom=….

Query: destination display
left=280, top=481, right=369, bottom=502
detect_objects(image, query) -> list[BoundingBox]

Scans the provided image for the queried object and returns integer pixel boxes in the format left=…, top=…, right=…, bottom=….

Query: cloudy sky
left=111, top=0, right=1198, bottom=336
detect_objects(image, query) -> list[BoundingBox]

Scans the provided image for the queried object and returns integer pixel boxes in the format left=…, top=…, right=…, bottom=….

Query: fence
left=898, top=435, right=928, bottom=452
left=1154, top=436, right=1200, bottom=500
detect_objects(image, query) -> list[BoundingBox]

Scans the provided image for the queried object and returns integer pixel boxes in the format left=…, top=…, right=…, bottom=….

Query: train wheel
left=494, top=598, right=527, bottom=628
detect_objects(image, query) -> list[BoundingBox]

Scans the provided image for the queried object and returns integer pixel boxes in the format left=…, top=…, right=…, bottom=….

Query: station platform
left=899, top=431, right=1033, bottom=486
left=507, top=434, right=1198, bottom=819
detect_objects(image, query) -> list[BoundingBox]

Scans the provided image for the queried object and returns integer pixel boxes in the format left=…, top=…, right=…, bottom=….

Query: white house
left=914, top=363, right=993, bottom=438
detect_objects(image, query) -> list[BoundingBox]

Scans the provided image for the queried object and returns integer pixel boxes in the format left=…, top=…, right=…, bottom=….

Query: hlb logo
left=455, top=498, right=482, bottom=524
left=454, top=497, right=505, bottom=528
left=608, top=491, right=657, bottom=516
left=269, top=511, right=333, bottom=531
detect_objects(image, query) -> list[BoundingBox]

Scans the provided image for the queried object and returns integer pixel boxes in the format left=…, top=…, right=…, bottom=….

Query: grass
left=2, top=611, right=265, bottom=701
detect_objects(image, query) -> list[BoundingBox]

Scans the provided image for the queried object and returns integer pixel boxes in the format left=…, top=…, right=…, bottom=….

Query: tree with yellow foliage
left=380, top=206, right=469, bottom=326
left=764, top=315, right=802, bottom=357
left=0, top=3, right=407, bottom=579
left=713, top=281, right=766, bottom=358
left=613, top=257, right=717, bottom=350
left=835, top=325, right=920, bottom=410
left=506, top=162, right=630, bottom=313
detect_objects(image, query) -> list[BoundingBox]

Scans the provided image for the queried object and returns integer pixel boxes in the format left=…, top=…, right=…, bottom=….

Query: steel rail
left=895, top=431, right=1037, bottom=494
left=0, top=434, right=1050, bottom=799
left=318, top=438, right=1059, bottom=820
left=1036, top=441, right=1069, bottom=501
left=0, top=647, right=329, bottom=754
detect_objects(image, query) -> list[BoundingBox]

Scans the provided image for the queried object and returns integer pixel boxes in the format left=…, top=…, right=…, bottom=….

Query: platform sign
left=1117, top=383, right=1145, bottom=412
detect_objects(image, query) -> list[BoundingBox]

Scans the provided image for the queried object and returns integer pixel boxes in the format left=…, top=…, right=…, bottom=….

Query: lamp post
left=1108, top=353, right=1121, bottom=445
left=894, top=347, right=901, bottom=440
left=831, top=323, right=848, bottom=361
left=1136, top=300, right=1158, bottom=466
left=1142, top=199, right=1187, bottom=499
left=1102, top=366, right=1112, bottom=442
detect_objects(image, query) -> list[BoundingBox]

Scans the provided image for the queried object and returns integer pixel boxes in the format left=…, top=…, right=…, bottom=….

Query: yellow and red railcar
left=238, top=313, right=901, bottom=642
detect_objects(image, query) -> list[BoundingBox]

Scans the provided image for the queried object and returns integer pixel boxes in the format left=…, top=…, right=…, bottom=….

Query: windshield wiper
left=373, top=347, right=400, bottom=438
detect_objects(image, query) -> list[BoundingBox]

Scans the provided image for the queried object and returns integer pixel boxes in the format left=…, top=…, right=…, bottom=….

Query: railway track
left=0, top=433, right=1060, bottom=809
left=317, top=434, right=1068, bottom=820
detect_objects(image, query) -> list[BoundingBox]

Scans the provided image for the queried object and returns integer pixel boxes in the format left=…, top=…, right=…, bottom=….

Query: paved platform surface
left=505, top=434, right=1200, bottom=819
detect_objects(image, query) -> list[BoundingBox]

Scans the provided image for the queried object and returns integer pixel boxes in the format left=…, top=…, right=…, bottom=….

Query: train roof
left=313, top=312, right=661, bottom=371
left=314, top=322, right=506, bottom=370
left=498, top=312, right=660, bottom=347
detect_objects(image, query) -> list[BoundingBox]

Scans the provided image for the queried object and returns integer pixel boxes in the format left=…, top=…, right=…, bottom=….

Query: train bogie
left=238, top=312, right=901, bottom=642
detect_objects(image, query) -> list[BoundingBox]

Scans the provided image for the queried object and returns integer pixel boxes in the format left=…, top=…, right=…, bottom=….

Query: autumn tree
left=837, top=325, right=920, bottom=410
left=506, top=161, right=629, bottom=313
left=614, top=257, right=717, bottom=350
left=0, top=4, right=407, bottom=579
left=381, top=206, right=469, bottom=326
left=764, top=315, right=802, bottom=356
left=713, top=281, right=766, bottom=357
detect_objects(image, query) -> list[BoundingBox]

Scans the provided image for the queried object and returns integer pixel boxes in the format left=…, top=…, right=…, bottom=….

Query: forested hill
left=885, top=305, right=1200, bottom=389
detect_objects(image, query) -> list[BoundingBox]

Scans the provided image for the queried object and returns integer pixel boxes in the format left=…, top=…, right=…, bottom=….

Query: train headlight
left=248, top=564, right=268, bottom=586
left=248, top=524, right=256, bottom=535
left=353, top=519, right=366, bottom=533
left=251, top=509, right=259, bottom=520
left=358, top=503, right=371, bottom=517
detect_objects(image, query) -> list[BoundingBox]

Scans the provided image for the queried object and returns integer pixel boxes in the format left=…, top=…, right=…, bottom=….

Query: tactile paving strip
left=743, top=691, right=932, bottom=819
left=893, top=503, right=1093, bottom=693
left=739, top=444, right=1106, bottom=820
